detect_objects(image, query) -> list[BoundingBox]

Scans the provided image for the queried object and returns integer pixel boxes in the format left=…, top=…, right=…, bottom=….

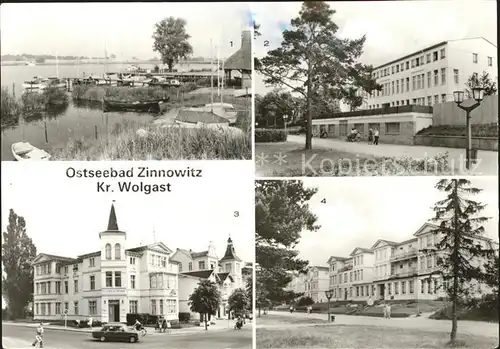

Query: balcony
left=339, top=265, right=353, bottom=272
left=390, top=249, right=418, bottom=262
left=389, top=268, right=418, bottom=279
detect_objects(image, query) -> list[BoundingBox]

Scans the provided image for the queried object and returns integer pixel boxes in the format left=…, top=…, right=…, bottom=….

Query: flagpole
left=217, top=43, right=220, bottom=97
left=210, top=39, right=214, bottom=112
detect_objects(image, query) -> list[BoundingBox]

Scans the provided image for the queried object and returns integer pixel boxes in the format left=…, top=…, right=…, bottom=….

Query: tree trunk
left=305, top=59, right=313, bottom=150
left=204, top=313, right=208, bottom=331
left=258, top=307, right=261, bottom=317
left=451, top=180, right=459, bottom=343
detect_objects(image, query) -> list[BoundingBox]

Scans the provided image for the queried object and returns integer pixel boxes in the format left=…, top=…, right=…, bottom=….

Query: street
left=2, top=323, right=252, bottom=349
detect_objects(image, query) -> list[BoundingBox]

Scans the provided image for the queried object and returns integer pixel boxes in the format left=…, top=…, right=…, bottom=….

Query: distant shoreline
left=1, top=60, right=215, bottom=67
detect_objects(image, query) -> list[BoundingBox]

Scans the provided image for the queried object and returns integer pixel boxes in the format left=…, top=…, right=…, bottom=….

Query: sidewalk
left=2, top=336, right=77, bottom=349
left=3, top=321, right=236, bottom=335
left=287, top=135, right=498, bottom=175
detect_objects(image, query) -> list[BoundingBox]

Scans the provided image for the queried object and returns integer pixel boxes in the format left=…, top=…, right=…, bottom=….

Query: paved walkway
left=287, top=135, right=498, bottom=175
left=261, top=310, right=499, bottom=338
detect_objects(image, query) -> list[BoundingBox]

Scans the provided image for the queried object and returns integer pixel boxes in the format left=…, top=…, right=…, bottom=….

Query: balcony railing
left=339, top=265, right=353, bottom=272
left=389, top=268, right=418, bottom=278
left=390, top=248, right=418, bottom=262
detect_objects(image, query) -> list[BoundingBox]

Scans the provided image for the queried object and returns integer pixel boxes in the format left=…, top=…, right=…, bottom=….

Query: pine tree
left=424, top=179, right=495, bottom=344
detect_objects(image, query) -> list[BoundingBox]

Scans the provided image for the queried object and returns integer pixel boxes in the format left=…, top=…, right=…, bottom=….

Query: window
left=150, top=275, right=157, bottom=288
left=406, top=77, right=410, bottom=92
left=441, top=94, right=446, bottom=103
left=402, top=281, right=406, bottom=294
left=89, top=300, right=97, bottom=315
left=56, top=264, right=61, bottom=274
left=412, top=76, right=416, bottom=90
left=114, top=243, right=121, bottom=260
left=64, top=302, right=69, bottom=312
left=426, top=256, right=432, bottom=268
left=73, top=264, right=78, bottom=272
left=411, top=59, right=415, bottom=68
left=74, top=301, right=79, bottom=315
left=55, top=281, right=61, bottom=294
left=106, top=272, right=113, bottom=287
left=64, top=281, right=68, bottom=293
left=130, top=257, right=136, bottom=265
left=433, top=70, right=439, bottom=86
left=89, top=258, right=95, bottom=267
left=129, top=300, right=138, bottom=314
left=115, top=271, right=122, bottom=287
left=427, top=72, right=431, bottom=88
left=391, top=81, right=394, bottom=94
left=41, top=303, right=46, bottom=316
left=441, top=68, right=446, bottom=85
left=406, top=61, right=409, bottom=69
left=395, top=80, right=399, bottom=94
left=391, top=66, right=395, bottom=74
left=167, top=299, right=177, bottom=314
left=90, top=275, right=95, bottom=290
left=151, top=300, right=157, bottom=315
left=130, top=275, right=136, bottom=289
left=420, top=257, right=425, bottom=269
left=64, top=266, right=68, bottom=275
left=427, top=279, right=433, bottom=294
left=349, top=272, right=353, bottom=282
left=199, top=261, right=206, bottom=270
left=396, top=65, right=399, bottom=73
left=409, top=280, right=414, bottom=294
left=428, top=96, right=432, bottom=106
left=188, top=262, right=192, bottom=271
left=159, top=299, right=164, bottom=315
left=401, top=63, right=404, bottom=71
left=488, top=56, right=492, bottom=66
left=434, top=95, right=439, bottom=104
left=360, top=269, right=363, bottom=280
left=440, top=48, right=446, bottom=59
left=356, top=287, right=359, bottom=297
left=105, top=244, right=111, bottom=260
left=55, top=302, right=61, bottom=314
left=433, top=51, right=438, bottom=61
left=161, top=257, right=167, bottom=267
left=453, top=69, right=459, bottom=84
left=73, top=280, right=78, bottom=293
left=225, top=263, right=232, bottom=273
left=426, top=53, right=431, bottom=63
left=473, top=53, right=478, bottom=63
left=395, top=282, right=399, bottom=294
left=385, top=122, right=400, bottom=135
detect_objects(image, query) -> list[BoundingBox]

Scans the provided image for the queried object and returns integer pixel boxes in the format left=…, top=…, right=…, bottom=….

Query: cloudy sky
left=295, top=177, right=499, bottom=266
left=1, top=162, right=254, bottom=265
left=252, top=0, right=498, bottom=94
left=0, top=3, right=252, bottom=59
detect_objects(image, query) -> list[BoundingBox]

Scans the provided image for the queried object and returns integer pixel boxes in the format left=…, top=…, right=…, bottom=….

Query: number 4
left=321, top=198, right=326, bottom=204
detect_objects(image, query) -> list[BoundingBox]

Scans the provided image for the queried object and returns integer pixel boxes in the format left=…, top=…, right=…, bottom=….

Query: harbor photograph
left=1, top=2, right=253, bottom=161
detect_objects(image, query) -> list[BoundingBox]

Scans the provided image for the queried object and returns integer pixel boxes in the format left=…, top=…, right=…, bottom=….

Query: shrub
left=255, top=128, right=287, bottom=143
left=416, top=123, right=498, bottom=138
left=1, top=87, right=21, bottom=127
left=178, top=312, right=191, bottom=323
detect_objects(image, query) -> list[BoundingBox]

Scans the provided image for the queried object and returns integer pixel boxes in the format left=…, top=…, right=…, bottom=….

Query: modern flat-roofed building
left=363, top=37, right=497, bottom=110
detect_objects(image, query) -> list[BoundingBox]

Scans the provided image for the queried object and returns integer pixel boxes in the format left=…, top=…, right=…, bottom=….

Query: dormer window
left=73, top=264, right=78, bottom=272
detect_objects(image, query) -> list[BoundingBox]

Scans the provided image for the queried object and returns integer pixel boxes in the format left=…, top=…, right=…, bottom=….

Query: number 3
left=234, top=211, right=239, bottom=217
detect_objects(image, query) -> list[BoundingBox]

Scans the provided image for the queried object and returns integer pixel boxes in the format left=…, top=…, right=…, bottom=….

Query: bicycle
left=139, top=326, right=147, bottom=337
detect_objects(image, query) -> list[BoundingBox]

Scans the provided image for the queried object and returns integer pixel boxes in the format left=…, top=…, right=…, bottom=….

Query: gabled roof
left=370, top=239, right=399, bottom=250
left=326, top=256, right=349, bottom=264
left=413, top=222, right=440, bottom=237
left=173, top=248, right=210, bottom=260
left=181, top=270, right=216, bottom=279
left=220, top=237, right=242, bottom=262
left=397, top=237, right=418, bottom=246
left=224, top=30, right=251, bottom=71
left=176, top=110, right=229, bottom=124
left=349, top=247, right=374, bottom=256
left=127, top=242, right=173, bottom=254
left=31, top=253, right=78, bottom=265
left=217, top=272, right=234, bottom=283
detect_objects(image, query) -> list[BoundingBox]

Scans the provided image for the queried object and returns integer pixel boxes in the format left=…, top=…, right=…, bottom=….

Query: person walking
left=88, top=316, right=93, bottom=330
left=166, top=321, right=171, bottom=334
left=32, top=322, right=44, bottom=348
left=373, top=128, right=380, bottom=145
left=368, top=128, right=373, bottom=143
left=386, top=303, right=391, bottom=319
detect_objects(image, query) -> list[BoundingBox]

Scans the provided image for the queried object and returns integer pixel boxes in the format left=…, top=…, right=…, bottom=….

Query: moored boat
left=22, top=76, right=47, bottom=92
left=103, top=96, right=170, bottom=112
left=11, top=142, right=51, bottom=161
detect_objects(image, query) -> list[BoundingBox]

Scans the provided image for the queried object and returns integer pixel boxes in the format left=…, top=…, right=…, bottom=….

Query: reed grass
left=1, top=87, right=21, bottom=127
left=52, top=119, right=252, bottom=160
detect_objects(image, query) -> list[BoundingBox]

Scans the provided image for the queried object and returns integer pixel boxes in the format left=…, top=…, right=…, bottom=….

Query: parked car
left=92, top=323, right=139, bottom=343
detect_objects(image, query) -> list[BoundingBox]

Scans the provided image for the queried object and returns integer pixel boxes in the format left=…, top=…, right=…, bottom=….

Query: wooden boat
left=103, top=96, right=170, bottom=112
left=11, top=142, right=51, bottom=161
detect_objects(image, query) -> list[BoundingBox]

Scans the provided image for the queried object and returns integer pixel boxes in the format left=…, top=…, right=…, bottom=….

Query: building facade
left=285, top=271, right=307, bottom=295
left=32, top=204, right=180, bottom=323
left=364, top=37, right=497, bottom=110
left=327, top=222, right=497, bottom=302
left=304, top=266, right=330, bottom=303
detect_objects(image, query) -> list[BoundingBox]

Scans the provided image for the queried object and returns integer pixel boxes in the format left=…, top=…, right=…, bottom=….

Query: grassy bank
left=257, top=325, right=496, bottom=348
left=1, top=87, right=21, bottom=127
left=52, top=119, right=251, bottom=160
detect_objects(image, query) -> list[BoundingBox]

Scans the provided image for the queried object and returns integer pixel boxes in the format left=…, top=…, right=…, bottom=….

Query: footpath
left=262, top=310, right=499, bottom=338
left=3, top=320, right=235, bottom=336
left=287, top=134, right=498, bottom=175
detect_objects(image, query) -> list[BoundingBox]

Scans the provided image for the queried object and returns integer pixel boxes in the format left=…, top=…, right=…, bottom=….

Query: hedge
left=179, top=312, right=191, bottom=323
left=255, top=128, right=287, bottom=143
left=416, top=123, right=498, bottom=138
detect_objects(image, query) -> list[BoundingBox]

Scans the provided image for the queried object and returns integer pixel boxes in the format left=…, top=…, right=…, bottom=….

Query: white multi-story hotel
left=32, top=203, right=180, bottom=323
left=361, top=37, right=497, bottom=109
left=303, top=266, right=330, bottom=303
left=325, top=222, right=497, bottom=303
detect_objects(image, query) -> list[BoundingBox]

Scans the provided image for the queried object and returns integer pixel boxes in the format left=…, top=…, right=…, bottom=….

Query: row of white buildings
left=31, top=204, right=252, bottom=323
left=286, top=222, right=497, bottom=303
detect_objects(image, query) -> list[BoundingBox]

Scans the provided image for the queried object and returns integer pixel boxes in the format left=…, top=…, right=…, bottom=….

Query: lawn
left=255, top=142, right=451, bottom=176
left=257, top=325, right=497, bottom=349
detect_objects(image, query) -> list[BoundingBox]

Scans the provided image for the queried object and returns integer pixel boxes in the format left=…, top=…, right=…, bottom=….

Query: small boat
left=25, top=61, right=36, bottom=66
left=103, top=97, right=170, bottom=112
left=22, top=76, right=47, bottom=93
left=41, top=77, right=67, bottom=90
left=11, top=142, right=51, bottom=161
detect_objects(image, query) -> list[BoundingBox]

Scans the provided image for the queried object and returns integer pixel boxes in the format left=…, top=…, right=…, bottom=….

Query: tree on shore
left=228, top=288, right=250, bottom=317
left=245, top=275, right=253, bottom=312
left=2, top=209, right=37, bottom=319
left=423, top=179, right=495, bottom=345
left=465, top=71, right=497, bottom=98
left=152, top=17, right=193, bottom=72
left=256, top=1, right=381, bottom=150
left=255, top=180, right=319, bottom=315
left=188, top=279, right=221, bottom=330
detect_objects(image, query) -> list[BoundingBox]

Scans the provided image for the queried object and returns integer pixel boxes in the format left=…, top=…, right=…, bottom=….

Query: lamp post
left=452, top=87, right=484, bottom=170
left=325, top=289, right=334, bottom=321
left=283, top=114, right=289, bottom=134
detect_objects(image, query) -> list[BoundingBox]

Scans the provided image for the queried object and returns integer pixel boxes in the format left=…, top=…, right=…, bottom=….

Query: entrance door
left=344, top=288, right=348, bottom=300
left=339, top=121, right=348, bottom=137
left=109, top=301, right=120, bottom=322
left=380, top=284, right=385, bottom=300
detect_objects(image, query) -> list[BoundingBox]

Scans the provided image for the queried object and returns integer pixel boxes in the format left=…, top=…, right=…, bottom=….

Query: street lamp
left=283, top=114, right=289, bottom=134
left=453, top=87, right=484, bottom=170
left=325, top=289, right=334, bottom=322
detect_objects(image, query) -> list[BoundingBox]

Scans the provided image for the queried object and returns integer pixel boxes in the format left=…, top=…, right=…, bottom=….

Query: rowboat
left=11, top=142, right=51, bottom=161
left=103, top=97, right=169, bottom=112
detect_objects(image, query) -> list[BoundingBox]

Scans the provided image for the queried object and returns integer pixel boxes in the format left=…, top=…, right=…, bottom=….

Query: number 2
left=321, top=198, right=326, bottom=204
left=264, top=40, right=269, bottom=47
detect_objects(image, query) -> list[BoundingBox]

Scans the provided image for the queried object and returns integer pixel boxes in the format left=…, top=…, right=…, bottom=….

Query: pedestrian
left=382, top=302, right=387, bottom=319
left=368, top=128, right=373, bottom=143
left=166, top=321, right=171, bottom=334
left=373, top=128, right=380, bottom=145
left=88, top=316, right=93, bottom=330
left=386, top=303, right=391, bottom=319
left=32, top=322, right=44, bottom=348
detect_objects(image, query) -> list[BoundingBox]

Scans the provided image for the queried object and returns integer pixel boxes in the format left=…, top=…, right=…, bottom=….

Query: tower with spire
left=100, top=202, right=126, bottom=262
left=219, top=236, right=243, bottom=288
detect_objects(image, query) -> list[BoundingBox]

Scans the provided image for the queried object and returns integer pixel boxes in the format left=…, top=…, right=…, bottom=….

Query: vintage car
left=91, top=323, right=139, bottom=343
